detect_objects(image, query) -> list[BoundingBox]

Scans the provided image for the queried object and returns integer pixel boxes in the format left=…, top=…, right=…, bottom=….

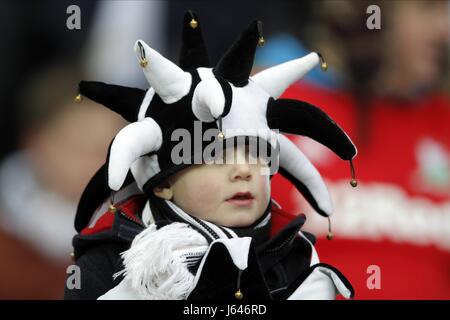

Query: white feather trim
left=114, top=222, right=208, bottom=300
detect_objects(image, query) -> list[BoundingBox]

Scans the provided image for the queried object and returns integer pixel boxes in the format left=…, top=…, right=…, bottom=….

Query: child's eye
left=204, top=148, right=224, bottom=164
left=247, top=143, right=271, bottom=166
left=203, top=138, right=272, bottom=166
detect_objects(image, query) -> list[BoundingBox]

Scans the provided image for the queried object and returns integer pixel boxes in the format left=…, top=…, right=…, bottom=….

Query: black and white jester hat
left=74, top=11, right=357, bottom=232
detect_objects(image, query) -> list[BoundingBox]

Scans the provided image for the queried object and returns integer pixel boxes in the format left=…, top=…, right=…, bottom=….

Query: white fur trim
left=113, top=222, right=208, bottom=300
left=279, top=134, right=333, bottom=216
left=251, top=52, right=319, bottom=98
left=108, top=117, right=162, bottom=191
left=134, top=40, right=192, bottom=104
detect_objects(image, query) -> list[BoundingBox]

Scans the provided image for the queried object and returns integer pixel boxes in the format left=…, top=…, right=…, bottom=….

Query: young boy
left=64, top=12, right=356, bottom=300
left=153, top=144, right=271, bottom=229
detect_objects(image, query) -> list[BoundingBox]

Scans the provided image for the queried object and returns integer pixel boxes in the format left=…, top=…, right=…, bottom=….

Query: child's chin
left=220, top=213, right=258, bottom=228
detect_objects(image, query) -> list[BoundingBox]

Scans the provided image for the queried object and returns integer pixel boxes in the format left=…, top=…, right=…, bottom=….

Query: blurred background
left=0, top=0, right=448, bottom=299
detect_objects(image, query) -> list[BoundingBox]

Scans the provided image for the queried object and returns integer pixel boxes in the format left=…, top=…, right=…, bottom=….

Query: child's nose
left=230, top=163, right=252, bottom=182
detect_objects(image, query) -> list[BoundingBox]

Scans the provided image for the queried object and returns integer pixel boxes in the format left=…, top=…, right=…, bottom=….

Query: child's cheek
left=259, top=176, right=271, bottom=203
left=189, top=179, right=222, bottom=205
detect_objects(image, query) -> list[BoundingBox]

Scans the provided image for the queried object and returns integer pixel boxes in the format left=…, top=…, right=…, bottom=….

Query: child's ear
left=152, top=180, right=173, bottom=200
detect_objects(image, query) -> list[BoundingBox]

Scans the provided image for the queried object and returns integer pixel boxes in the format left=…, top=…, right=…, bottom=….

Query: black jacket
left=64, top=194, right=352, bottom=300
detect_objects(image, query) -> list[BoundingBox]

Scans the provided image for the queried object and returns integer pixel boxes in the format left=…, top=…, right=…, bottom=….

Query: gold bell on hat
left=349, top=159, right=357, bottom=187
left=74, top=94, right=82, bottom=103
left=70, top=251, right=75, bottom=261
left=235, top=289, right=243, bottom=300
left=317, top=52, right=328, bottom=71
left=189, top=18, right=198, bottom=29
left=108, top=203, right=117, bottom=213
left=137, top=41, right=148, bottom=68
left=217, top=116, right=224, bottom=140
left=139, top=58, right=148, bottom=68
left=256, top=20, right=265, bottom=47
left=258, top=36, right=265, bottom=47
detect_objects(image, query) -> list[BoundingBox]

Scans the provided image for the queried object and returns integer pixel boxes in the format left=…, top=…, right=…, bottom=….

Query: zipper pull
left=234, top=269, right=243, bottom=299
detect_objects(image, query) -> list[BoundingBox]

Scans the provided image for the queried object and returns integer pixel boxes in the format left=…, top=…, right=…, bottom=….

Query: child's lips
left=226, top=192, right=255, bottom=207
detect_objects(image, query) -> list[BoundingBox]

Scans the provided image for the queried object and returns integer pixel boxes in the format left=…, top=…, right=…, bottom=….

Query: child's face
left=153, top=145, right=271, bottom=227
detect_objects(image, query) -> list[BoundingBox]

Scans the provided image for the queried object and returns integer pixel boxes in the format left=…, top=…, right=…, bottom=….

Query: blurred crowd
left=0, top=0, right=448, bottom=299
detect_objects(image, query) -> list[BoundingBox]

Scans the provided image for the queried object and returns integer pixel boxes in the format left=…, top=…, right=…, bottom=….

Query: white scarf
left=98, top=199, right=353, bottom=300
left=99, top=200, right=262, bottom=300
